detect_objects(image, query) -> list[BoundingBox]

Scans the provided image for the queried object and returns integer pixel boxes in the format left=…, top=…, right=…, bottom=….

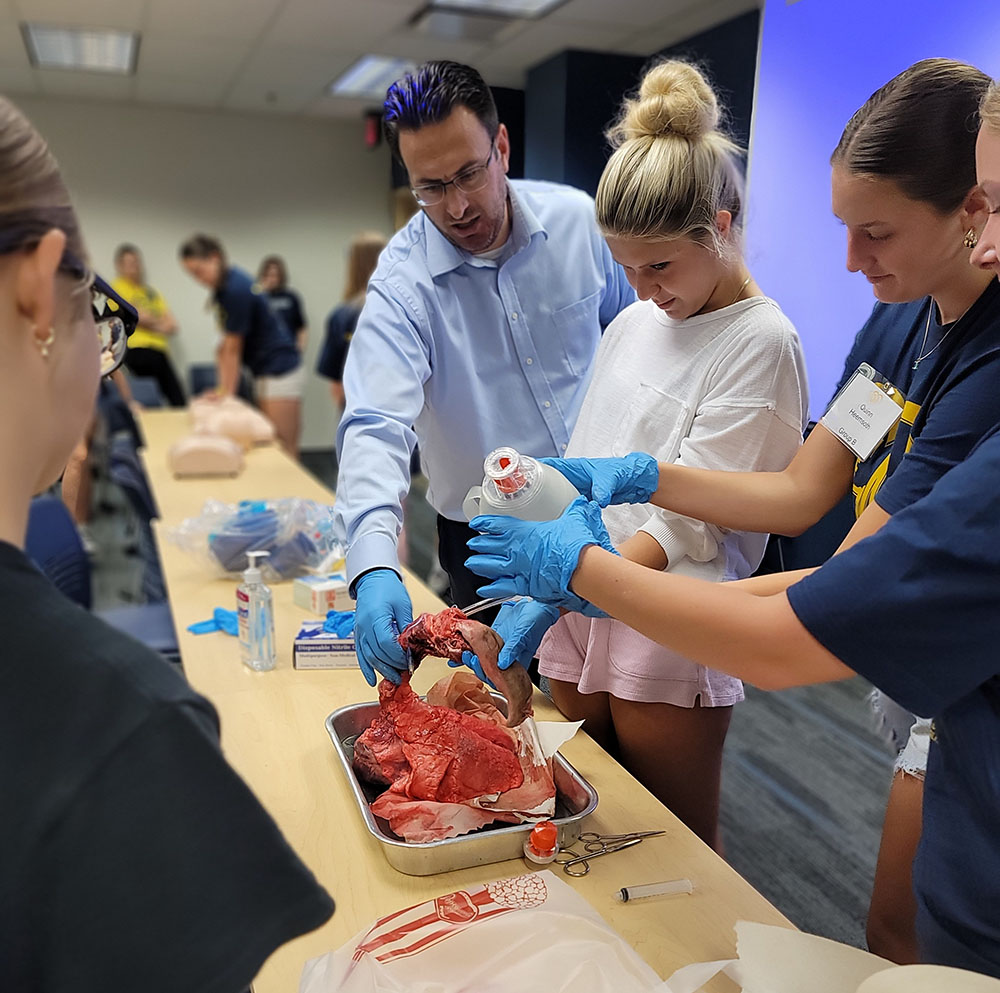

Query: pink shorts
left=538, top=612, right=743, bottom=708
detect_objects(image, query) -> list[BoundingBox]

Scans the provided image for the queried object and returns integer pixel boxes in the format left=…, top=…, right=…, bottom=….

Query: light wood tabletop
left=138, top=409, right=791, bottom=993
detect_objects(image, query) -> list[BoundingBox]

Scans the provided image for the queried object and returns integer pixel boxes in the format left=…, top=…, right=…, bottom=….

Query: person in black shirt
left=317, top=231, right=386, bottom=411
left=258, top=253, right=308, bottom=353
left=0, top=95, right=333, bottom=992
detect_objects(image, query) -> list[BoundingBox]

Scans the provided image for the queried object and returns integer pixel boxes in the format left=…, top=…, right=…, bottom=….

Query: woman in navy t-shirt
left=257, top=254, right=308, bottom=353
left=181, top=234, right=303, bottom=457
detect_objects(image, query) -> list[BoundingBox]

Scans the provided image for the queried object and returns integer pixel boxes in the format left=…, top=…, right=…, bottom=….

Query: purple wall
left=746, top=0, right=1000, bottom=417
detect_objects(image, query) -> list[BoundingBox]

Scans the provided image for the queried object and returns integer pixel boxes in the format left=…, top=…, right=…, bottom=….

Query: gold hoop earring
left=964, top=228, right=979, bottom=250
left=34, top=326, right=55, bottom=359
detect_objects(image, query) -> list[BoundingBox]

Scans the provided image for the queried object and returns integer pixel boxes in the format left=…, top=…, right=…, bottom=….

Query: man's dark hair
left=383, top=61, right=498, bottom=162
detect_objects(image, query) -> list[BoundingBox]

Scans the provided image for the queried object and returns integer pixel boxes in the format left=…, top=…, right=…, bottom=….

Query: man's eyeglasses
left=411, top=140, right=496, bottom=207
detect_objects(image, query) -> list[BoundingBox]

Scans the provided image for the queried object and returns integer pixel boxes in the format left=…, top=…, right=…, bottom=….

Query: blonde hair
left=343, top=231, right=387, bottom=305
left=0, top=96, right=86, bottom=263
left=982, top=81, right=1000, bottom=134
left=597, top=60, right=744, bottom=255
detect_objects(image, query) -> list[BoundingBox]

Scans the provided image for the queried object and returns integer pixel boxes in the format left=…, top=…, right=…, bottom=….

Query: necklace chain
left=912, top=300, right=969, bottom=371
left=729, top=274, right=752, bottom=307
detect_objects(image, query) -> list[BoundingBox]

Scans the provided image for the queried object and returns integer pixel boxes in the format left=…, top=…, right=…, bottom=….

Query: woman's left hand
left=466, top=496, right=617, bottom=612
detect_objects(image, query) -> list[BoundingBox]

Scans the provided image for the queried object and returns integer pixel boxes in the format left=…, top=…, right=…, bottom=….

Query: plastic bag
left=167, top=498, right=344, bottom=582
left=300, top=870, right=668, bottom=993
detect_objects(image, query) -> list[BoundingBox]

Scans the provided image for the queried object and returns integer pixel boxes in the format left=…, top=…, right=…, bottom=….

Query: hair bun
left=614, top=61, right=720, bottom=144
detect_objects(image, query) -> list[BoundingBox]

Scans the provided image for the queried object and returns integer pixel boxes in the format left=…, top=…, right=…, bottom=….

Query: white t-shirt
left=567, top=295, right=809, bottom=583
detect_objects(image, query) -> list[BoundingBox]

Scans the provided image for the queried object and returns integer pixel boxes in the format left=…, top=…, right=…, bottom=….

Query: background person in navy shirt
left=316, top=230, right=386, bottom=412
left=332, top=61, right=635, bottom=687
left=181, top=234, right=304, bottom=457
left=258, top=253, right=308, bottom=353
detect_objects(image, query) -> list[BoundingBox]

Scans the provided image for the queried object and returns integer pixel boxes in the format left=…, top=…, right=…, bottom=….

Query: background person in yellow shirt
left=113, top=244, right=185, bottom=407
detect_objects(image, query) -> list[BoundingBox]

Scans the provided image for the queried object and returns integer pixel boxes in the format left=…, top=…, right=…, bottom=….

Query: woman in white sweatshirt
left=472, top=60, right=808, bottom=850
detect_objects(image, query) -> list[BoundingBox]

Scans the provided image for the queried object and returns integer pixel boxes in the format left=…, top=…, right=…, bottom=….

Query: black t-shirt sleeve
left=788, top=428, right=1000, bottom=717
left=875, top=348, right=1000, bottom=515
left=317, top=305, right=360, bottom=381
left=37, top=700, right=334, bottom=993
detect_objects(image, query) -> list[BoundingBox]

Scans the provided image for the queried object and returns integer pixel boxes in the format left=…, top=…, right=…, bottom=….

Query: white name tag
left=820, top=365, right=903, bottom=460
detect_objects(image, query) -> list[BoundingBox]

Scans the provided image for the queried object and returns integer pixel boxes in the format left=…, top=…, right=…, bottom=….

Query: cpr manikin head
left=383, top=61, right=511, bottom=256
left=971, top=82, right=1000, bottom=278
left=0, top=96, right=101, bottom=498
left=831, top=58, right=991, bottom=305
left=596, top=60, right=748, bottom=320
left=180, top=233, right=227, bottom=289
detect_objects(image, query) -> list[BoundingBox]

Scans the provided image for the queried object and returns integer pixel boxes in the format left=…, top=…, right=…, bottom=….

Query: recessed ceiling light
left=22, top=23, right=139, bottom=75
left=428, top=0, right=566, bottom=17
left=330, top=56, right=416, bottom=99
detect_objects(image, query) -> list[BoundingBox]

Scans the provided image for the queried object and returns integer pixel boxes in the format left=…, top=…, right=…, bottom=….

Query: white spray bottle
left=237, top=549, right=276, bottom=671
left=463, top=446, right=581, bottom=522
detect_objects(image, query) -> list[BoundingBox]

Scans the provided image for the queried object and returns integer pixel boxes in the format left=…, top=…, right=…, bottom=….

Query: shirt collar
left=424, top=181, right=548, bottom=278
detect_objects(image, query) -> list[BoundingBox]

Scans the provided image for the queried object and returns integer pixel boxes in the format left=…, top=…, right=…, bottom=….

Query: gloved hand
left=449, top=598, right=561, bottom=684
left=353, top=568, right=413, bottom=687
left=539, top=452, right=659, bottom=507
left=466, top=496, right=618, bottom=612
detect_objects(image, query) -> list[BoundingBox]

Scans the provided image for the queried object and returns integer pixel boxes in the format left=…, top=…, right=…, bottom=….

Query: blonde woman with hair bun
left=466, top=59, right=810, bottom=851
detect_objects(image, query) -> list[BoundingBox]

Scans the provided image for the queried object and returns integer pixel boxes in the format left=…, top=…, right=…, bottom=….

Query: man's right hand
left=353, top=568, right=413, bottom=687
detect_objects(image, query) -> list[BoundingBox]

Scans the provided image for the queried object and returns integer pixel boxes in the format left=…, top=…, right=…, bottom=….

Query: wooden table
left=139, top=409, right=791, bottom=992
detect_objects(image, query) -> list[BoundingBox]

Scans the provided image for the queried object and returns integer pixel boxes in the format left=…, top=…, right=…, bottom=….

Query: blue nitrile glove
left=323, top=609, right=356, bottom=638
left=538, top=453, right=659, bottom=508
left=353, top=568, right=413, bottom=687
left=187, top=607, right=239, bottom=636
left=466, top=496, right=618, bottom=613
left=448, top=598, right=561, bottom=683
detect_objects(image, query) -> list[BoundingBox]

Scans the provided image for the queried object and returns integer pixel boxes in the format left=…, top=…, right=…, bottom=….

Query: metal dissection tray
left=325, top=698, right=598, bottom=876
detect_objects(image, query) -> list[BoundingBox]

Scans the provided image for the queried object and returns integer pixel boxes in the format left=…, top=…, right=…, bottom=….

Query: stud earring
left=964, top=228, right=979, bottom=250
left=34, top=326, right=55, bottom=358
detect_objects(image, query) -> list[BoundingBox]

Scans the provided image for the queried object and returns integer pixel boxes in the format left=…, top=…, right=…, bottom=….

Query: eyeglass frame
left=410, top=139, right=497, bottom=207
left=0, top=214, right=137, bottom=376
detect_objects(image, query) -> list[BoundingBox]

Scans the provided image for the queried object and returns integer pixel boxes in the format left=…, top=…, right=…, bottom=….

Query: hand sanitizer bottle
left=463, top=447, right=581, bottom=522
left=237, top=550, right=276, bottom=671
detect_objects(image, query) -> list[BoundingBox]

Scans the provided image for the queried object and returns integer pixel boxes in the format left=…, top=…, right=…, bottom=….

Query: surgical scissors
left=555, top=830, right=667, bottom=876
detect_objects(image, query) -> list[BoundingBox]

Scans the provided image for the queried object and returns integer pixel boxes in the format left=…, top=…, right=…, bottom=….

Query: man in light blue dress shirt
left=334, top=61, right=635, bottom=686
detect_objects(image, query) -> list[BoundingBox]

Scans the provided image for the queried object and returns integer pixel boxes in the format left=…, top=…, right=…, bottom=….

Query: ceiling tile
left=475, top=18, right=633, bottom=83
left=14, top=0, right=145, bottom=30
left=264, top=0, right=416, bottom=50
left=222, top=45, right=356, bottom=113
left=547, top=0, right=690, bottom=28
left=137, top=33, right=249, bottom=81
left=36, top=67, right=134, bottom=98
left=143, top=0, right=282, bottom=42
left=374, top=31, right=489, bottom=66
